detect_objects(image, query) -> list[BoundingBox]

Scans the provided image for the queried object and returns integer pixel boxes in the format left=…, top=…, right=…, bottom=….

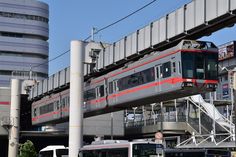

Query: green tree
left=18, top=140, right=37, bottom=157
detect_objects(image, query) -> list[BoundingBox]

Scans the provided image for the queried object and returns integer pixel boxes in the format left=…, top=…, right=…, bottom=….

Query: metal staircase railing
left=187, top=97, right=234, bottom=135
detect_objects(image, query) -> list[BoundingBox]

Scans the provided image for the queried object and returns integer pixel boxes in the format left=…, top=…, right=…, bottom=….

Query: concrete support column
left=69, top=40, right=84, bottom=157
left=8, top=79, right=21, bottom=157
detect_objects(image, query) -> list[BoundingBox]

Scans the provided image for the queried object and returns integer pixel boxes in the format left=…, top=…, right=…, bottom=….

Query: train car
left=32, top=89, right=70, bottom=125
left=32, top=40, right=219, bottom=125
left=85, top=39, right=218, bottom=112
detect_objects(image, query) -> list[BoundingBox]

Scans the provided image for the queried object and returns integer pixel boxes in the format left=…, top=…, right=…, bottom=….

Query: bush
left=18, top=140, right=37, bottom=157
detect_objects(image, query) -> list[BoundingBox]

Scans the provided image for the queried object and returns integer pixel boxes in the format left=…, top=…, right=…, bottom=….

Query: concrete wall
left=43, top=111, right=125, bottom=136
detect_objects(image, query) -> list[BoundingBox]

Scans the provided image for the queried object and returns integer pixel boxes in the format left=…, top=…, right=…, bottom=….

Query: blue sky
left=39, top=0, right=236, bottom=75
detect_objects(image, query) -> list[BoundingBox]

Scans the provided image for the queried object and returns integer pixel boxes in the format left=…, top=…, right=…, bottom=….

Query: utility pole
left=8, top=79, right=21, bottom=157
left=69, top=41, right=84, bottom=157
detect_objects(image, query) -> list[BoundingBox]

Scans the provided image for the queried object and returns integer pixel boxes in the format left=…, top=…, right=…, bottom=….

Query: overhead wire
left=32, top=49, right=70, bottom=69
left=84, top=0, right=157, bottom=41
left=33, top=0, right=158, bottom=69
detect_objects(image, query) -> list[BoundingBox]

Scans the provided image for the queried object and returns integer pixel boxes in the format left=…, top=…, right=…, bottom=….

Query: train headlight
left=182, top=82, right=193, bottom=87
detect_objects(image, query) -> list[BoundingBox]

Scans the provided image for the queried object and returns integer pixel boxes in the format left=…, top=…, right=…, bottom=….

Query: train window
left=182, top=53, right=194, bottom=78
left=156, top=67, right=159, bottom=78
left=56, top=101, right=60, bottom=110
left=182, top=52, right=218, bottom=80
left=118, top=77, right=126, bottom=91
left=162, top=62, right=171, bottom=78
left=114, top=80, right=118, bottom=92
left=99, top=85, right=104, bottom=97
left=172, top=62, right=176, bottom=73
left=61, top=98, right=65, bottom=108
left=109, top=82, right=113, bottom=94
left=178, top=61, right=181, bottom=74
left=206, top=54, right=218, bottom=80
left=34, top=108, right=37, bottom=117
left=39, top=103, right=54, bottom=115
left=118, top=68, right=155, bottom=91
left=84, top=88, right=96, bottom=101
left=195, top=54, right=205, bottom=79
left=198, top=41, right=217, bottom=49
left=142, top=67, right=155, bottom=83
left=160, top=66, right=163, bottom=78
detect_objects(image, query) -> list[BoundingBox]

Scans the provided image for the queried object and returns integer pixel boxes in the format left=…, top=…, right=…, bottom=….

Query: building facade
left=0, top=0, right=49, bottom=87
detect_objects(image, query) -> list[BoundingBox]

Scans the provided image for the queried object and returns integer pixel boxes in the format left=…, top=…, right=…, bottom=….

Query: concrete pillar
left=69, top=40, right=84, bottom=157
left=8, top=79, right=21, bottom=157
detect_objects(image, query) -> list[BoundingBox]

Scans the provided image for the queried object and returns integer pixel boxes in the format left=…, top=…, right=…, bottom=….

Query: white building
left=0, top=0, right=49, bottom=87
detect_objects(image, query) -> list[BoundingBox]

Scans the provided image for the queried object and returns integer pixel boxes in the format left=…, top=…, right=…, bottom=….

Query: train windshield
left=132, top=143, right=163, bottom=157
left=182, top=52, right=218, bottom=80
left=182, top=40, right=217, bottom=50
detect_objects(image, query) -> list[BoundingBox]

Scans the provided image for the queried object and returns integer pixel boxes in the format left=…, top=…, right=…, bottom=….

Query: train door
left=96, top=84, right=105, bottom=110
left=108, top=80, right=118, bottom=106
left=113, top=80, right=119, bottom=105
left=95, top=87, right=100, bottom=110
left=155, top=64, right=162, bottom=92
left=171, top=58, right=176, bottom=77
left=171, top=58, right=177, bottom=89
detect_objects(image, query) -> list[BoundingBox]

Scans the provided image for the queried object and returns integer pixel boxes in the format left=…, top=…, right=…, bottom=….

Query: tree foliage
left=18, top=140, right=37, bottom=157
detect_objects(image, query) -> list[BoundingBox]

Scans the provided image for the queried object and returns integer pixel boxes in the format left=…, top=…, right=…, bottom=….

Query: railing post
left=186, top=100, right=189, bottom=123
left=175, top=99, right=178, bottom=122
left=198, top=103, right=201, bottom=134
left=142, top=106, right=146, bottom=126
left=151, top=103, right=156, bottom=125
left=161, top=102, right=164, bottom=134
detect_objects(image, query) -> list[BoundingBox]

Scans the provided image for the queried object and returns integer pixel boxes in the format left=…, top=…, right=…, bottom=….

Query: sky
left=39, top=0, right=236, bottom=75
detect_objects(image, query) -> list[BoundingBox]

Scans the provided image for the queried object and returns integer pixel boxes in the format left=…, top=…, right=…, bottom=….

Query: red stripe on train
left=0, top=102, right=10, bottom=105
left=32, top=107, right=68, bottom=122
left=89, top=78, right=218, bottom=105
left=105, top=77, right=185, bottom=103
left=32, top=78, right=218, bottom=122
